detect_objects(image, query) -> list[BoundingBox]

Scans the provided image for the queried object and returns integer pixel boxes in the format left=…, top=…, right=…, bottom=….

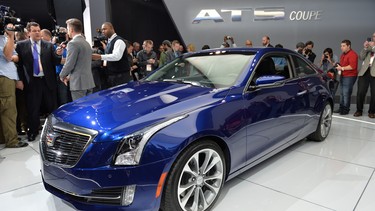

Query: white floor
left=1, top=105, right=375, bottom=211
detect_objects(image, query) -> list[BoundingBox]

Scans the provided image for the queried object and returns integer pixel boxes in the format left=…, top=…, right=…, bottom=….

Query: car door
left=244, top=53, right=308, bottom=163
left=291, top=55, right=324, bottom=136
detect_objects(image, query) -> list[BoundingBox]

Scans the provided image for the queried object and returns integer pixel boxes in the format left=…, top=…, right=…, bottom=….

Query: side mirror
left=255, top=75, right=285, bottom=85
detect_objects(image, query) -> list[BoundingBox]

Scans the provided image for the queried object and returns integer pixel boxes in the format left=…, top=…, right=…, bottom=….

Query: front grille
left=40, top=115, right=98, bottom=167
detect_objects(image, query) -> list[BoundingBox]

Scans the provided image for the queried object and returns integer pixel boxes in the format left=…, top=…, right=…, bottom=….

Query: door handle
left=297, top=90, right=307, bottom=96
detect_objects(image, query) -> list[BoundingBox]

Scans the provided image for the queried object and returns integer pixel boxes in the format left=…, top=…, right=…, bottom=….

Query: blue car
left=40, top=48, right=333, bottom=211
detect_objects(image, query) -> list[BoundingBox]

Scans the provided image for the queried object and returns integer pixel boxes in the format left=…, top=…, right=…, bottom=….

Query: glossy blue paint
left=40, top=48, right=333, bottom=210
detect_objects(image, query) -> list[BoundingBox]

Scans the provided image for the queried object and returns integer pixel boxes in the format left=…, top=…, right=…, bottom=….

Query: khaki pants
left=0, top=76, right=18, bottom=147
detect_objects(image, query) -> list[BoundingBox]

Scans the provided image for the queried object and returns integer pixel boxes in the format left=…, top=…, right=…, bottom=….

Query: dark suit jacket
left=15, top=39, right=61, bottom=90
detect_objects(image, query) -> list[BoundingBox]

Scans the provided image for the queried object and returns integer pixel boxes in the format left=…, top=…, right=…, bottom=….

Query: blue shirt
left=54, top=44, right=67, bottom=74
left=0, top=35, right=19, bottom=80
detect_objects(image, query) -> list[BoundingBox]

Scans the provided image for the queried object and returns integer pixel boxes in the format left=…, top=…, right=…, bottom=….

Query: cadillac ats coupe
left=40, top=48, right=333, bottom=211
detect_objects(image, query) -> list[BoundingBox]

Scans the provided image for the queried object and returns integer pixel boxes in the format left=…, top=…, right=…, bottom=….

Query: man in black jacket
left=15, top=22, right=62, bottom=142
left=92, top=22, right=130, bottom=88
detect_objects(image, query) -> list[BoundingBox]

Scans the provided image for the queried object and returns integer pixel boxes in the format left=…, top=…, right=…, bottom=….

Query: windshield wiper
left=163, top=79, right=203, bottom=87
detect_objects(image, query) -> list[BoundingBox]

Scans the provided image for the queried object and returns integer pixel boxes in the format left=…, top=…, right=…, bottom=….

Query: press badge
left=146, top=64, right=152, bottom=71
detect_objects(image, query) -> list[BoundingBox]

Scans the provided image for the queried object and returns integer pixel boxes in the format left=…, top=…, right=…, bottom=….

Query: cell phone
left=367, top=37, right=372, bottom=42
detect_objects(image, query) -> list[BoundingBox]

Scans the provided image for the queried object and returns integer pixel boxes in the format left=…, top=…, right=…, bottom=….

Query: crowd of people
left=0, top=18, right=374, bottom=149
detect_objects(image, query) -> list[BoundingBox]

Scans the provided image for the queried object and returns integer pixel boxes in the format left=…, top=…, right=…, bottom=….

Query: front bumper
left=41, top=157, right=172, bottom=211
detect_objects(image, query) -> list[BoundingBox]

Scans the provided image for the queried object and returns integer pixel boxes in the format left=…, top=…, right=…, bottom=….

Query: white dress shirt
left=101, top=33, right=126, bottom=61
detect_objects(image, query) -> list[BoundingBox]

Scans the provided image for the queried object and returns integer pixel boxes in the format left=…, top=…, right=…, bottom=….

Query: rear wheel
left=308, top=102, right=332, bottom=141
left=161, top=140, right=226, bottom=211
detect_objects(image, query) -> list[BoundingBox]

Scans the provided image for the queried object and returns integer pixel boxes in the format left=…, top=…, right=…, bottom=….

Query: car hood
left=53, top=81, right=230, bottom=134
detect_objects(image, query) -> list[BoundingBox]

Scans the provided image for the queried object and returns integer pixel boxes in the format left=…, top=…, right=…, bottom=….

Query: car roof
left=184, top=47, right=299, bottom=57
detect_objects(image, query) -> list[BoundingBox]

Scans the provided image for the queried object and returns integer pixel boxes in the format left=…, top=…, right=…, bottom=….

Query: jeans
left=339, top=76, right=357, bottom=112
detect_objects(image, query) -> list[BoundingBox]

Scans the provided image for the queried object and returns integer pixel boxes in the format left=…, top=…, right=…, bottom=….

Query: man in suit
left=15, top=22, right=62, bottom=142
left=354, top=33, right=375, bottom=118
left=262, top=36, right=273, bottom=48
left=60, top=18, right=95, bottom=101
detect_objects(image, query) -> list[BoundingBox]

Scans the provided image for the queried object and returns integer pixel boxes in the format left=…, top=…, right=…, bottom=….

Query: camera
left=304, top=48, right=312, bottom=55
left=367, top=37, right=372, bottom=42
left=226, top=36, right=231, bottom=39
left=92, top=28, right=107, bottom=48
left=0, top=5, right=24, bottom=34
left=52, top=25, right=67, bottom=44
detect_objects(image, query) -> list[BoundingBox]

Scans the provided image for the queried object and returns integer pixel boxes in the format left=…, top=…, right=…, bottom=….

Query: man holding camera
left=92, top=22, right=130, bottom=88
left=354, top=33, right=375, bottom=118
left=0, top=23, right=28, bottom=148
left=335, top=40, right=358, bottom=115
left=221, top=36, right=237, bottom=48
left=303, top=41, right=316, bottom=63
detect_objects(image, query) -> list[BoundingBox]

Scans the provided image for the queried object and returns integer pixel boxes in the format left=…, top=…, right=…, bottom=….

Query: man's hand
left=229, top=36, right=234, bottom=43
left=4, top=24, right=15, bottom=39
left=16, top=81, right=24, bottom=90
left=364, top=41, right=369, bottom=48
left=60, top=76, right=70, bottom=86
left=148, top=58, right=155, bottom=64
left=92, top=53, right=102, bottom=60
left=11, top=55, right=19, bottom=63
left=3, top=24, right=16, bottom=61
left=56, top=47, right=63, bottom=56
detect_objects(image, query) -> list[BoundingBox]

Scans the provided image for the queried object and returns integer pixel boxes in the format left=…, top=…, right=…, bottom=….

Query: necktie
left=33, top=42, right=40, bottom=76
left=105, top=39, right=111, bottom=54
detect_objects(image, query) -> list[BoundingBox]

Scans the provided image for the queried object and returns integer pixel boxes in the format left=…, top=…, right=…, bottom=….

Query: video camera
left=0, top=5, right=24, bottom=34
left=92, top=28, right=107, bottom=48
left=52, top=25, right=67, bottom=44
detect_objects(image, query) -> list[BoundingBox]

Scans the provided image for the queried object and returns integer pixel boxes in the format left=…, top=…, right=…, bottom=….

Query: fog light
left=122, top=185, right=136, bottom=206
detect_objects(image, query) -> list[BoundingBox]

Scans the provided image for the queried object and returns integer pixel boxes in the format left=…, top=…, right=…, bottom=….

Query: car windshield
left=145, top=53, right=254, bottom=88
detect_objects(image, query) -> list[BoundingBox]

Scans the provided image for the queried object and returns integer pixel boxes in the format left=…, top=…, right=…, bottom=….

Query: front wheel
left=308, top=102, right=332, bottom=141
left=161, top=140, right=226, bottom=211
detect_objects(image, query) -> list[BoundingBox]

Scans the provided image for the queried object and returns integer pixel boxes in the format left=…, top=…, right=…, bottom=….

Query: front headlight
left=114, top=114, right=188, bottom=165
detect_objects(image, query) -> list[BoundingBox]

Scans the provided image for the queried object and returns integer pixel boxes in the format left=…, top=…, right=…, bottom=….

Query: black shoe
left=333, top=109, right=341, bottom=113
left=353, top=111, right=362, bottom=117
left=340, top=111, right=349, bottom=115
left=18, top=131, right=27, bottom=135
left=6, top=142, right=28, bottom=148
left=28, top=134, right=37, bottom=142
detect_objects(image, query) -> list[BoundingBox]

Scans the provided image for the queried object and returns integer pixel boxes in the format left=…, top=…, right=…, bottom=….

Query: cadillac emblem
left=46, top=132, right=58, bottom=147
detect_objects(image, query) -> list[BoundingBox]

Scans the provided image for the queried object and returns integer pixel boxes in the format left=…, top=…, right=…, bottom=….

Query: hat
left=162, top=40, right=171, bottom=47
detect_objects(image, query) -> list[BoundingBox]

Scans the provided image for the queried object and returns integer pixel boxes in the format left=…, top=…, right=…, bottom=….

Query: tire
left=161, top=140, right=226, bottom=211
left=308, top=102, right=332, bottom=142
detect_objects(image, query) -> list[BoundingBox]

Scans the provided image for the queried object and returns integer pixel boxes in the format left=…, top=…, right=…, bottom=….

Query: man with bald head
left=92, top=22, right=130, bottom=88
left=262, top=36, right=273, bottom=47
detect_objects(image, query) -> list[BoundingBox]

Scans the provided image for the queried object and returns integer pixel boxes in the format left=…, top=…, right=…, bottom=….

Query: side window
left=293, top=56, right=316, bottom=77
left=252, top=55, right=291, bottom=84
left=271, top=55, right=290, bottom=79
